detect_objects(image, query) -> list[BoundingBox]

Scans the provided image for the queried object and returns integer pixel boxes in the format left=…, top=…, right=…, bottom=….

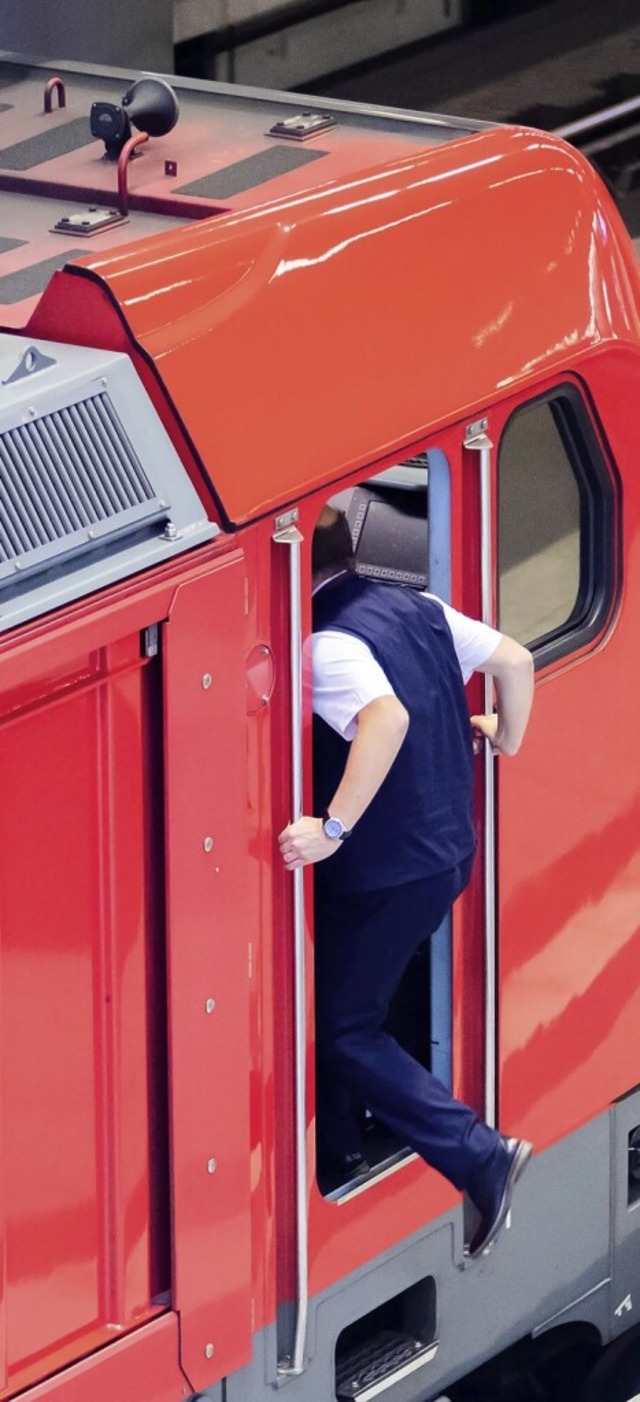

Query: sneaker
left=467, top=1137, right=532, bottom=1259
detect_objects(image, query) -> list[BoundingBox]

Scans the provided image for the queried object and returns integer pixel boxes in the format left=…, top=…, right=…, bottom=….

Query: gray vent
left=0, top=332, right=217, bottom=632
left=0, top=391, right=166, bottom=584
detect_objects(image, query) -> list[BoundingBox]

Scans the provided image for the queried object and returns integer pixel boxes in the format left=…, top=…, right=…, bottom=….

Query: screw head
left=202, top=673, right=212, bottom=689
left=205, top=1342, right=215, bottom=1359
left=205, top=998, right=216, bottom=1014
left=203, top=836, right=214, bottom=852
left=207, top=1157, right=217, bottom=1174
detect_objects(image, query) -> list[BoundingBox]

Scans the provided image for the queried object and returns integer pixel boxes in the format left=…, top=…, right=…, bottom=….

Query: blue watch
left=322, top=809, right=353, bottom=841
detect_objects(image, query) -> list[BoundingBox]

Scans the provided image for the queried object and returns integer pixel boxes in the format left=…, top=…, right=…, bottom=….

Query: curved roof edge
left=34, top=126, right=640, bottom=524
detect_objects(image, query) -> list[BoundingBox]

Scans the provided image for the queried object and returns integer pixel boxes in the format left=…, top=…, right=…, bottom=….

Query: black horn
left=91, top=76, right=179, bottom=159
left=121, top=77, right=180, bottom=137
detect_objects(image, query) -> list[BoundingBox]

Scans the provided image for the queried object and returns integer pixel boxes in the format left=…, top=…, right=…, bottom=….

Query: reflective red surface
left=162, top=559, right=254, bottom=1391
left=34, top=127, right=640, bottom=526
left=0, top=630, right=162, bottom=1392
left=1, top=58, right=640, bottom=1402
left=498, top=348, right=640, bottom=1148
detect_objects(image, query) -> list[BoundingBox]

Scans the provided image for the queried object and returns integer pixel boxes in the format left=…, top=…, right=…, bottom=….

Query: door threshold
left=326, top=1148, right=418, bottom=1205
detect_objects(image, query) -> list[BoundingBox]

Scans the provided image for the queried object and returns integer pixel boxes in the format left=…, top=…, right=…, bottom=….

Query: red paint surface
left=0, top=74, right=640, bottom=1402
left=15, top=1315, right=187, bottom=1402
left=0, top=629, right=162, bottom=1391
left=35, top=127, right=640, bottom=525
left=162, top=558, right=253, bottom=1391
left=497, top=349, right=640, bottom=1147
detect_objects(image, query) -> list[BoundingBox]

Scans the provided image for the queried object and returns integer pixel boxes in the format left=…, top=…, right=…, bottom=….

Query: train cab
left=1, top=46, right=640, bottom=1402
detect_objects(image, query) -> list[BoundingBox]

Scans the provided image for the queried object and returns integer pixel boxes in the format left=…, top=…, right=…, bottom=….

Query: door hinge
left=464, top=418, right=493, bottom=450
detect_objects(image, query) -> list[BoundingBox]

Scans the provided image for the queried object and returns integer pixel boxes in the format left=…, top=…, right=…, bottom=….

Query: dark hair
left=312, top=510, right=355, bottom=577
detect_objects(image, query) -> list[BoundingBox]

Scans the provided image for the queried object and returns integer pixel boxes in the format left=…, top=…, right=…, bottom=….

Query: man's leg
left=314, top=857, right=498, bottom=1192
left=315, top=911, right=368, bottom=1173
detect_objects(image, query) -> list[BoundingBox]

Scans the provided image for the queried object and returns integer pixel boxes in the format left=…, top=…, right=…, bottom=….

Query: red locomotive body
left=1, top=51, right=640, bottom=1402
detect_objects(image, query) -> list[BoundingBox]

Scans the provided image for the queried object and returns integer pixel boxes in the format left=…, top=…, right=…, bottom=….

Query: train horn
left=121, top=77, right=180, bottom=138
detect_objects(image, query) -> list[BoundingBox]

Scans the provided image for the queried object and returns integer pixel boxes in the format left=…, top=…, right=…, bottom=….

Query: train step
left=336, top=1328, right=439, bottom=1401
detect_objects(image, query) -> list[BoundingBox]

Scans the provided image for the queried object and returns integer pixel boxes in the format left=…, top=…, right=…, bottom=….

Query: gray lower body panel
left=195, top=1097, right=640, bottom=1401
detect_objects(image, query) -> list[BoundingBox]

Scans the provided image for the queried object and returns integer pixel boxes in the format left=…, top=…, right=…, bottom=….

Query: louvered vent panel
left=0, top=392, right=166, bottom=582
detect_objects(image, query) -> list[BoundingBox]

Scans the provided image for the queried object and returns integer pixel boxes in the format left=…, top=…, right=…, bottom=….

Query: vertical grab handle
left=464, top=421, right=497, bottom=1129
left=273, top=512, right=309, bottom=1377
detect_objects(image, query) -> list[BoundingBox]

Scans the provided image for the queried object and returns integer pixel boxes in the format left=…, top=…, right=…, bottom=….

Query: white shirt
left=312, top=588, right=502, bottom=742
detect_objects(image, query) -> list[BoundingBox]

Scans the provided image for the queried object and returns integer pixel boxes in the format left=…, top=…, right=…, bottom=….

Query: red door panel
left=0, top=633, right=164, bottom=1395
left=497, top=358, right=640, bottom=1149
left=162, top=554, right=253, bottom=1392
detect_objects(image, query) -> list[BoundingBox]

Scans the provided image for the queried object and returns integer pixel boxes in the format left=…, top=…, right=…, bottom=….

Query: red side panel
left=163, top=555, right=253, bottom=1391
left=498, top=351, right=640, bottom=1148
left=16, top=1315, right=185, bottom=1402
left=0, top=629, right=165, bottom=1396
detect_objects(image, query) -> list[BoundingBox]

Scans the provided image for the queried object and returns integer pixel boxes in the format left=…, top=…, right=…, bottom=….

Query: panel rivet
left=205, top=998, right=216, bottom=1013
left=202, top=673, right=212, bottom=689
left=207, top=1158, right=217, bottom=1174
left=203, top=836, right=214, bottom=852
left=205, top=1343, right=215, bottom=1359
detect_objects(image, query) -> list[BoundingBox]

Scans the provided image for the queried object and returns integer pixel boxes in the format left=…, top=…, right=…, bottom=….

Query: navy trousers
left=314, top=855, right=498, bottom=1192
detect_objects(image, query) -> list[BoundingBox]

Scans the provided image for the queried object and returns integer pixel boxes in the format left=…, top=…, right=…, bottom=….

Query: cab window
left=497, top=388, right=616, bottom=661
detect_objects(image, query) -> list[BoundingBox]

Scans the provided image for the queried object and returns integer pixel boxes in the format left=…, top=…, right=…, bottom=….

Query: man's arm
left=471, top=634, right=534, bottom=756
left=278, top=694, right=409, bottom=870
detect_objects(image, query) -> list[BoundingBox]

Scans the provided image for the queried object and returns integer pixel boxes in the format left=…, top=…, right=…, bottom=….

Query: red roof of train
left=2, top=58, right=639, bottom=523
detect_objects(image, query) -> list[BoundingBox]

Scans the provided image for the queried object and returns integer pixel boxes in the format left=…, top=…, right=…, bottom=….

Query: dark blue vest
left=313, top=576, right=476, bottom=894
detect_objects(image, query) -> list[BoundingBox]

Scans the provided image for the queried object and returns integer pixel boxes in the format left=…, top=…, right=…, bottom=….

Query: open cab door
left=271, top=426, right=490, bottom=1397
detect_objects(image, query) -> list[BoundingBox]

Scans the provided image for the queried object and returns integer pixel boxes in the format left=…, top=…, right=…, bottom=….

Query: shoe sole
left=467, top=1139, right=533, bottom=1260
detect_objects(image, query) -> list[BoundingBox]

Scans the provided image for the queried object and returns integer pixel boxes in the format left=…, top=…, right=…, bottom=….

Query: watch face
left=324, top=817, right=343, bottom=840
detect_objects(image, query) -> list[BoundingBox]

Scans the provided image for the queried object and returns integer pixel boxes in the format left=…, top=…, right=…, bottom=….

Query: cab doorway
left=312, top=450, right=455, bottom=1198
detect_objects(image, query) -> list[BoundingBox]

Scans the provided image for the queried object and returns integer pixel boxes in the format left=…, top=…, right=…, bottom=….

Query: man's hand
left=278, top=816, right=340, bottom=870
left=471, top=713, right=500, bottom=754
left=471, top=707, right=528, bottom=756
left=475, top=637, right=534, bottom=755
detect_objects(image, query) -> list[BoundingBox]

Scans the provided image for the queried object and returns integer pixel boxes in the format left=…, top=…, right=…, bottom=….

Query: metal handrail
left=480, top=442, right=497, bottom=1133
left=554, top=94, right=640, bottom=142
left=464, top=421, right=497, bottom=1130
left=273, top=512, right=309, bottom=1378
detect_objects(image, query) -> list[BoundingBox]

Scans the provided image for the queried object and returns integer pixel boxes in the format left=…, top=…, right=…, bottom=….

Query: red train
left=1, top=49, right=640, bottom=1402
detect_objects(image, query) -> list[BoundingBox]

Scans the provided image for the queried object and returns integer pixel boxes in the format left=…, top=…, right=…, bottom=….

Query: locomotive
left=1, top=48, right=640, bottom=1402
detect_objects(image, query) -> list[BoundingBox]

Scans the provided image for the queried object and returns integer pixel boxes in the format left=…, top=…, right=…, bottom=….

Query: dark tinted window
left=498, top=389, right=615, bottom=659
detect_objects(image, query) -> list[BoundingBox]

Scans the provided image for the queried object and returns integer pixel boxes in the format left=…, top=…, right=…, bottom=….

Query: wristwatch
left=322, top=809, right=353, bottom=841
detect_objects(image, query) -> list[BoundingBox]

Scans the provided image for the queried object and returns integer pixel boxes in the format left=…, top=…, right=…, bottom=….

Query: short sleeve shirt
left=312, top=588, right=502, bottom=741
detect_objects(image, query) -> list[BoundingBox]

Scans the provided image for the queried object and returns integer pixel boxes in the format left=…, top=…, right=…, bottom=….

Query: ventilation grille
left=0, top=392, right=167, bottom=584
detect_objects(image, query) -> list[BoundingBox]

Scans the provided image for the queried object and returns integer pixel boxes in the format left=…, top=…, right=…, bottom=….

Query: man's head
left=312, top=505, right=355, bottom=581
